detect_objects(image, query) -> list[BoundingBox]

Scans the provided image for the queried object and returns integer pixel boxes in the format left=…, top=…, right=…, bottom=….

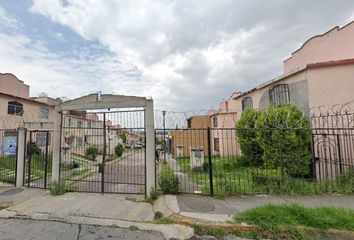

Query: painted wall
left=284, top=22, right=354, bottom=73
left=0, top=73, right=30, bottom=98
left=0, top=94, right=54, bottom=130
left=307, top=64, right=354, bottom=110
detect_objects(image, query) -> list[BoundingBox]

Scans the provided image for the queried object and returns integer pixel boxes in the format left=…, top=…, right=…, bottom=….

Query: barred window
left=77, top=119, right=82, bottom=128
left=39, top=107, right=49, bottom=119
left=242, top=97, right=253, bottom=110
left=213, top=117, right=218, bottom=128
left=36, top=132, right=51, bottom=146
left=214, top=138, right=220, bottom=152
left=76, top=137, right=83, bottom=147
left=269, top=84, right=290, bottom=106
left=8, top=101, right=23, bottom=116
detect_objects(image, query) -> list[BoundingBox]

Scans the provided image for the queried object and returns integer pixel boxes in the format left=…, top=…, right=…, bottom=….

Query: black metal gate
left=60, top=109, right=146, bottom=194
left=24, top=130, right=53, bottom=188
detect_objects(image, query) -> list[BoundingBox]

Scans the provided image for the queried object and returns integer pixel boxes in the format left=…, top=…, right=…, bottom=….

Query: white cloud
left=4, top=0, right=354, bottom=111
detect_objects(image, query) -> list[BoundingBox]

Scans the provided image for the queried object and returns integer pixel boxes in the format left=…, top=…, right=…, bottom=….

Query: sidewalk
left=163, top=194, right=354, bottom=222
left=0, top=188, right=194, bottom=240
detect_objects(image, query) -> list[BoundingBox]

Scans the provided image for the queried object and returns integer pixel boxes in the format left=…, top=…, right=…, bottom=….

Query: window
left=36, top=132, right=50, bottom=146
left=242, top=97, right=253, bottom=110
left=269, top=84, right=290, bottom=106
left=213, top=117, right=218, bottom=128
left=87, top=121, right=92, bottom=129
left=39, top=107, right=49, bottom=119
left=77, top=119, right=82, bottom=128
left=214, top=138, right=220, bottom=152
left=187, top=119, right=191, bottom=128
left=8, top=101, right=23, bottom=116
left=68, top=118, right=72, bottom=127
left=76, top=137, right=83, bottom=147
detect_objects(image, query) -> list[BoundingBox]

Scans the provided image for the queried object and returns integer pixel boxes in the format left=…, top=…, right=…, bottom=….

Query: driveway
left=68, top=150, right=146, bottom=194
left=0, top=218, right=165, bottom=240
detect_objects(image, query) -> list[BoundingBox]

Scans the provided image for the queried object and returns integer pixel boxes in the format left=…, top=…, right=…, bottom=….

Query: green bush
left=149, top=187, right=161, bottom=200
left=159, top=174, right=179, bottom=194
left=114, top=143, right=124, bottom=157
left=49, top=181, right=69, bottom=196
left=85, top=145, right=99, bottom=161
left=120, top=133, right=127, bottom=144
left=255, top=105, right=312, bottom=176
left=236, top=109, right=263, bottom=166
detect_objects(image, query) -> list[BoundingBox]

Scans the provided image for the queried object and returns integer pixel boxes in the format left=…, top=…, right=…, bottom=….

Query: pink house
left=209, top=21, right=354, bottom=159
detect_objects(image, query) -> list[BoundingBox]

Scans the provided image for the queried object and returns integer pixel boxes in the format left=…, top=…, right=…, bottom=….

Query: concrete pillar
left=145, top=100, right=155, bottom=197
left=52, top=108, right=61, bottom=182
left=16, top=128, right=26, bottom=187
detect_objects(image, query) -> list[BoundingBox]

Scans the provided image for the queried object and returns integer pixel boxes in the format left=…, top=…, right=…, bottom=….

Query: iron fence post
left=102, top=112, right=106, bottom=194
left=207, top=127, right=214, bottom=196
left=337, top=134, right=343, bottom=174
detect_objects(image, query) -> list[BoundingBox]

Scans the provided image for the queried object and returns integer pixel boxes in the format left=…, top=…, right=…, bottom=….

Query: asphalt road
left=0, top=218, right=165, bottom=240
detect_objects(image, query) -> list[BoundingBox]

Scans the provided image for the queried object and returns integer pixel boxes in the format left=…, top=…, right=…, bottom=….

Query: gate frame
left=52, top=93, right=155, bottom=196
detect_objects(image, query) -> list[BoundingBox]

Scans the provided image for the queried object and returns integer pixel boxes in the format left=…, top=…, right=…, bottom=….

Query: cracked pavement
left=0, top=218, right=165, bottom=240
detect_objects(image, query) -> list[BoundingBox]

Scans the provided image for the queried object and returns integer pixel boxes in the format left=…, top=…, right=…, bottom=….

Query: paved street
left=69, top=150, right=146, bottom=194
left=0, top=218, right=165, bottom=240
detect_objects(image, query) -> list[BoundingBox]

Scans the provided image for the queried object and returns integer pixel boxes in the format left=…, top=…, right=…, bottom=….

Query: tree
left=255, top=104, right=311, bottom=176
left=236, top=108, right=263, bottom=166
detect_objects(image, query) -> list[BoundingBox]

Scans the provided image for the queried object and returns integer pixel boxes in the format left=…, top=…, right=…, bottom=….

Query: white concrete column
left=16, top=128, right=26, bottom=187
left=52, top=107, right=61, bottom=182
left=145, top=99, right=155, bottom=197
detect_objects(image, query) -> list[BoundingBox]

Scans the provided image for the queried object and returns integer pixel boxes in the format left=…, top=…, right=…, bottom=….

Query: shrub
left=159, top=174, right=179, bottom=194
left=49, top=181, right=69, bottom=196
left=154, top=211, right=163, bottom=220
left=85, top=145, right=99, bottom=161
left=27, top=141, right=41, bottom=155
left=236, top=109, right=263, bottom=166
left=120, top=133, right=127, bottom=144
left=149, top=187, right=161, bottom=200
left=255, top=104, right=312, bottom=176
left=114, top=143, right=124, bottom=157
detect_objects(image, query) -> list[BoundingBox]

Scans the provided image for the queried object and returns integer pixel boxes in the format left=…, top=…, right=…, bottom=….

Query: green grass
left=0, top=206, right=5, bottom=211
left=192, top=224, right=259, bottom=239
left=174, top=156, right=354, bottom=196
left=235, top=204, right=354, bottom=231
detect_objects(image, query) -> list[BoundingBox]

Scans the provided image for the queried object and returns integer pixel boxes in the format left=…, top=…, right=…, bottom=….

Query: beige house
left=169, top=115, right=211, bottom=158
left=0, top=73, right=60, bottom=156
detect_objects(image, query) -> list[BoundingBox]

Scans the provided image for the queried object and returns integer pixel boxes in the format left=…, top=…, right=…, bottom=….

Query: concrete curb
left=162, top=195, right=233, bottom=223
left=0, top=208, right=194, bottom=240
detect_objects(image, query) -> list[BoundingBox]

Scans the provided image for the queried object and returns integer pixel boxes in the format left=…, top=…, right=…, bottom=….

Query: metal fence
left=59, top=109, right=146, bottom=194
left=24, top=130, right=53, bottom=188
left=155, top=111, right=354, bottom=196
left=0, top=129, right=18, bottom=185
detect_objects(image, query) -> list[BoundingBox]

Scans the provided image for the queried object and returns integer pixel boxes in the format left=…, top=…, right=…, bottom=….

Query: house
left=230, top=21, right=354, bottom=118
left=0, top=73, right=60, bottom=156
left=169, top=115, right=211, bottom=157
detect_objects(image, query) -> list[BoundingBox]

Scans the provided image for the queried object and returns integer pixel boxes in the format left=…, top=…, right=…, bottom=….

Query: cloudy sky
left=0, top=0, right=354, bottom=111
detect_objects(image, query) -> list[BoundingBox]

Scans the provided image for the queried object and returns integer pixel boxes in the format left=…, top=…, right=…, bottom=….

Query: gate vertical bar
left=337, top=134, right=343, bottom=174
left=27, top=132, right=32, bottom=187
left=102, top=112, right=106, bottom=193
left=207, top=127, right=214, bottom=196
left=44, top=131, right=49, bottom=188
